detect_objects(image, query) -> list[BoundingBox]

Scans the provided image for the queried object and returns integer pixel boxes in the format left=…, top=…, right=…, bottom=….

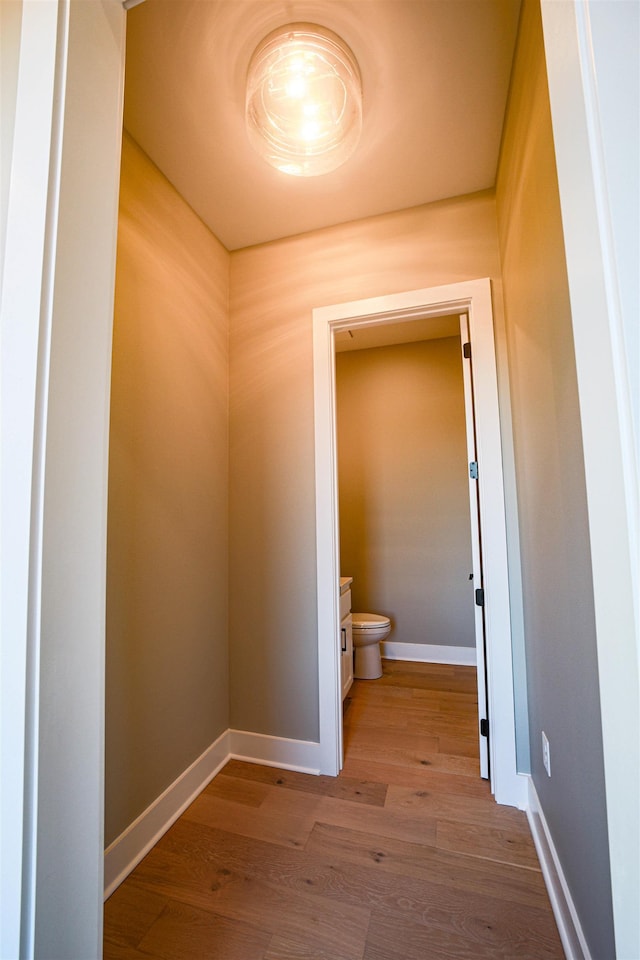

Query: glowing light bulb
left=285, top=74, right=307, bottom=99
left=301, top=120, right=321, bottom=141
left=246, top=23, right=362, bottom=177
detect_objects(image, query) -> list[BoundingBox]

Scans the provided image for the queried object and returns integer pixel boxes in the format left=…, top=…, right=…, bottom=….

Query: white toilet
left=351, top=613, right=391, bottom=680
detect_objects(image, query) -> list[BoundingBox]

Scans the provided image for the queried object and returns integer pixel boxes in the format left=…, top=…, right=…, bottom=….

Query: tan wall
left=105, top=135, right=230, bottom=845
left=229, top=191, right=502, bottom=739
left=336, top=338, right=474, bottom=649
left=495, top=1, right=613, bottom=955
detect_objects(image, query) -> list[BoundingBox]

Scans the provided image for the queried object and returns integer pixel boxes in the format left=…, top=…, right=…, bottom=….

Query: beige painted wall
left=336, top=338, right=474, bottom=649
left=495, top=0, right=613, bottom=955
left=229, top=191, right=503, bottom=739
left=105, top=135, right=230, bottom=845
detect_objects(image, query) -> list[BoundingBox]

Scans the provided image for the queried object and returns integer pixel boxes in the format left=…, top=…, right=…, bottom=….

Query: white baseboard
left=104, top=729, right=323, bottom=898
left=103, top=729, right=230, bottom=899
left=526, top=776, right=591, bottom=959
left=229, top=729, right=322, bottom=775
left=381, top=641, right=476, bottom=666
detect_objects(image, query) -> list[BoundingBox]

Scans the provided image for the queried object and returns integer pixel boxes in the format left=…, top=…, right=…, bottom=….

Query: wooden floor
left=104, top=661, right=564, bottom=959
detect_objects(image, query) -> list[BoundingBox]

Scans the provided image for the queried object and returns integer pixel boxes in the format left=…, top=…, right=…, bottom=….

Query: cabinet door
left=340, top=614, right=353, bottom=700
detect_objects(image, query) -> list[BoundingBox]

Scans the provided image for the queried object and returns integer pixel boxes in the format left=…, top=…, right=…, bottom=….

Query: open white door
left=459, top=314, right=490, bottom=779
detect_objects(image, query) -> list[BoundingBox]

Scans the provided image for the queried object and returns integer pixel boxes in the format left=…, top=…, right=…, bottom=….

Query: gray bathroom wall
left=106, top=135, right=230, bottom=846
left=495, top=1, right=614, bottom=955
left=336, top=337, right=474, bottom=650
left=229, top=190, right=504, bottom=740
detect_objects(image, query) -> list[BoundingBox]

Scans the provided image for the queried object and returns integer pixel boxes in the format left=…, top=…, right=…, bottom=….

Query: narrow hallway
left=103, top=662, right=563, bottom=959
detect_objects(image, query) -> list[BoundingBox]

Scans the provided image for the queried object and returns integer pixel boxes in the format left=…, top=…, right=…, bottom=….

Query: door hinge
left=475, top=588, right=485, bottom=607
left=469, top=461, right=478, bottom=479
left=463, top=341, right=471, bottom=359
left=480, top=718, right=489, bottom=738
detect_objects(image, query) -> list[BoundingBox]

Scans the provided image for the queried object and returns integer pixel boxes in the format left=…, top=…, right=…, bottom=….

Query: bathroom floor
left=103, top=661, right=563, bottom=959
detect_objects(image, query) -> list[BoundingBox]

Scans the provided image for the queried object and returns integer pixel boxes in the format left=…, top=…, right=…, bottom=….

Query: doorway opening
left=313, top=278, right=526, bottom=808
left=333, top=314, right=488, bottom=777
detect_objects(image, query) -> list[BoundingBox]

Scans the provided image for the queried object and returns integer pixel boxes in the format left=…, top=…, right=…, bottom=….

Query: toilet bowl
left=351, top=613, right=391, bottom=680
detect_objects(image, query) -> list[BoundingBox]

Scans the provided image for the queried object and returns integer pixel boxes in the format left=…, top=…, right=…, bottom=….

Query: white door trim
left=1, top=2, right=126, bottom=956
left=313, top=278, right=525, bottom=808
left=1, top=3, right=64, bottom=953
left=541, top=4, right=639, bottom=954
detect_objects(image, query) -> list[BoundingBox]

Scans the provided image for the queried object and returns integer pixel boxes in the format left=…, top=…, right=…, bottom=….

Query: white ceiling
left=124, top=0, right=521, bottom=251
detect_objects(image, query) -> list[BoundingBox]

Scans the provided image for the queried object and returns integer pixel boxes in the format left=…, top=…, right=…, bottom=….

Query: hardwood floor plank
left=200, top=772, right=270, bottom=807
left=221, top=759, right=387, bottom=807
left=372, top=664, right=477, bottom=695
left=153, top=815, right=422, bottom=909
left=436, top=734, right=478, bottom=758
left=391, top=673, right=478, bottom=694
left=340, top=757, right=491, bottom=797
left=221, top=759, right=335, bottom=796
left=363, top=913, right=563, bottom=960
left=103, top=939, right=159, bottom=960
left=103, top=883, right=169, bottom=949
left=203, top=875, right=371, bottom=960
left=145, top=813, right=555, bottom=948
left=114, top=824, right=561, bottom=960
left=182, top=785, right=317, bottom=849
left=131, top=819, right=363, bottom=914
left=304, top=821, right=550, bottom=910
left=346, top=682, right=414, bottom=703
left=265, top=934, right=357, bottom=960
left=344, top=732, right=480, bottom=778
left=356, top=871, right=562, bottom=956
left=325, top=774, right=387, bottom=807
left=136, top=899, right=270, bottom=960
left=410, top=687, right=479, bottom=712
left=382, top=660, right=460, bottom=676
left=344, top=700, right=477, bottom=738
left=122, top=843, right=240, bottom=915
left=436, top=818, right=542, bottom=870
left=253, top=784, right=437, bottom=847
left=104, top=662, right=563, bottom=960
left=384, top=783, right=527, bottom=828
left=314, top=795, right=437, bottom=847
left=345, top=724, right=440, bottom=754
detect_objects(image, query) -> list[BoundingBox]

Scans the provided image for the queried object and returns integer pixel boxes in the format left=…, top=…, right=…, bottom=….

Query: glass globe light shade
left=245, top=23, right=362, bottom=177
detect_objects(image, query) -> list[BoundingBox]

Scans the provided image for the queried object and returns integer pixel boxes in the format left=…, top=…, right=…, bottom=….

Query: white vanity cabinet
left=339, top=578, right=353, bottom=700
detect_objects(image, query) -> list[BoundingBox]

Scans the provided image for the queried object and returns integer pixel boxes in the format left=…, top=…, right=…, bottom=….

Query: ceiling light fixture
left=245, top=22, right=362, bottom=177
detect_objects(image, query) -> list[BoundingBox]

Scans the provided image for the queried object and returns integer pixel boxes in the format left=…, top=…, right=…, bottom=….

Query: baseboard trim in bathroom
left=103, top=729, right=230, bottom=900
left=229, top=729, right=322, bottom=775
left=104, top=730, right=325, bottom=898
left=381, top=641, right=476, bottom=666
left=526, top=775, right=590, bottom=960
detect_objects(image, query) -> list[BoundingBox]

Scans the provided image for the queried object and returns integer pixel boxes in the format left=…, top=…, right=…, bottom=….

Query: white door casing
left=0, top=1, right=126, bottom=956
left=541, top=4, right=639, bottom=956
left=313, top=278, right=526, bottom=808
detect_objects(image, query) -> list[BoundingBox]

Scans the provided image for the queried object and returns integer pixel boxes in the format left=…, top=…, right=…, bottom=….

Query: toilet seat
left=352, top=613, right=390, bottom=628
